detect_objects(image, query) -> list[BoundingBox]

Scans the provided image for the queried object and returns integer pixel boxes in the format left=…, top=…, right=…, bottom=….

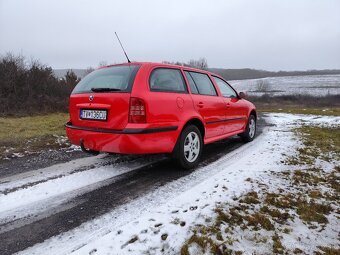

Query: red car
left=66, top=62, right=256, bottom=169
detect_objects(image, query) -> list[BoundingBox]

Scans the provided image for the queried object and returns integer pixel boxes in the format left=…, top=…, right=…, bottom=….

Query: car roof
left=101, top=62, right=224, bottom=80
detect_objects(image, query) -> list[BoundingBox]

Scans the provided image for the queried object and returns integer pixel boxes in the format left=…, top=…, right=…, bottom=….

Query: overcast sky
left=1, top=0, right=339, bottom=71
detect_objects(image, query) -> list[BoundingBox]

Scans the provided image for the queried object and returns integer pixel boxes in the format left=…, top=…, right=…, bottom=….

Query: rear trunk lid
left=69, top=64, right=140, bottom=130
left=69, top=93, right=131, bottom=130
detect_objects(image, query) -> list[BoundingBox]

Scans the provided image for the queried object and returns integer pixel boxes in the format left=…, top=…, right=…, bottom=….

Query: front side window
left=213, top=76, right=237, bottom=98
left=72, top=65, right=139, bottom=94
left=188, top=72, right=217, bottom=96
left=149, top=68, right=186, bottom=92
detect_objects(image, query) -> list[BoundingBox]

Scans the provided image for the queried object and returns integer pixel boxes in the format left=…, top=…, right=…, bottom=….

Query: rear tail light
left=129, top=97, right=146, bottom=123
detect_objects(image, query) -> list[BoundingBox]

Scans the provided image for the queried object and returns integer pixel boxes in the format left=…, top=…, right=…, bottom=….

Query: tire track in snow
left=0, top=137, right=250, bottom=255
left=0, top=154, right=151, bottom=193
left=0, top=155, right=164, bottom=233
left=0, top=118, right=268, bottom=255
left=17, top=130, right=268, bottom=255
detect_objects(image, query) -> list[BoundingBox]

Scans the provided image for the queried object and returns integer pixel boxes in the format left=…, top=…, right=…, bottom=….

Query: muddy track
left=0, top=117, right=267, bottom=255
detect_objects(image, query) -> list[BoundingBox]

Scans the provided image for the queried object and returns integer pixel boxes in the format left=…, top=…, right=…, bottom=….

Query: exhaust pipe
left=80, top=138, right=99, bottom=155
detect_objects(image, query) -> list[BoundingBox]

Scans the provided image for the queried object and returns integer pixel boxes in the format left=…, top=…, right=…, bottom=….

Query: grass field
left=0, top=113, right=69, bottom=159
left=0, top=107, right=339, bottom=160
left=257, top=107, right=340, bottom=116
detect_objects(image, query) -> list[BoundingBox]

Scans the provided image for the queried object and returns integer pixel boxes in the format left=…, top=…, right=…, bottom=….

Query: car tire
left=172, top=125, right=203, bottom=169
left=240, top=114, right=256, bottom=142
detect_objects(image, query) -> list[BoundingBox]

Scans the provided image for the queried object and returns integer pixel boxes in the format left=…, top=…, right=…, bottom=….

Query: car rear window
left=149, top=68, right=187, bottom=93
left=187, top=72, right=217, bottom=96
left=72, top=65, right=140, bottom=94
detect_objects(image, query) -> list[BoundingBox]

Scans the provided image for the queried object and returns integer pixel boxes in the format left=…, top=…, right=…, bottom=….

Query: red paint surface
left=66, top=62, right=256, bottom=154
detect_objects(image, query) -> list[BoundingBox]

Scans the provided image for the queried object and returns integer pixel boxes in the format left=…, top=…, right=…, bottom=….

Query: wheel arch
left=182, top=118, right=205, bottom=139
left=249, top=109, right=257, bottom=120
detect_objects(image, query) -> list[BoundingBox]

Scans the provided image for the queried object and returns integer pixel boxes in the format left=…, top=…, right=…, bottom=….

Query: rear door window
left=149, top=68, right=187, bottom=92
left=187, top=72, right=217, bottom=96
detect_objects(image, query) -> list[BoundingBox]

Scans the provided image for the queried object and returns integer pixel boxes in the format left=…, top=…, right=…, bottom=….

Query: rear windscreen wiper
left=91, top=87, right=122, bottom=92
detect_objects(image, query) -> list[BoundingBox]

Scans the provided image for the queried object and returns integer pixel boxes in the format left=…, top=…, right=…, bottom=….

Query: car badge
left=89, top=95, right=94, bottom=102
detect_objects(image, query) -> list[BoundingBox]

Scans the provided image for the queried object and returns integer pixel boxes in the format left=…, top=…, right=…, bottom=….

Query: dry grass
left=246, top=212, right=274, bottom=231
left=316, top=246, right=340, bottom=255
left=239, top=191, right=260, bottom=204
left=180, top=234, right=220, bottom=255
left=296, top=202, right=332, bottom=224
left=0, top=113, right=69, bottom=158
left=272, top=234, right=285, bottom=254
left=286, top=126, right=340, bottom=166
left=249, top=94, right=340, bottom=113
left=295, top=126, right=340, bottom=162
left=258, top=107, right=340, bottom=116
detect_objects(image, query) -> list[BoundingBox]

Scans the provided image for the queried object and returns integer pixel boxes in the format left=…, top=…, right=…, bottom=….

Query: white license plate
left=80, top=109, right=107, bottom=120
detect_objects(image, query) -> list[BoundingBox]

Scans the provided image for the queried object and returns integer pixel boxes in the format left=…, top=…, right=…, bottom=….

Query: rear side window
left=213, top=76, right=238, bottom=98
left=149, top=68, right=187, bottom=92
left=188, top=72, right=217, bottom=96
left=72, top=65, right=140, bottom=94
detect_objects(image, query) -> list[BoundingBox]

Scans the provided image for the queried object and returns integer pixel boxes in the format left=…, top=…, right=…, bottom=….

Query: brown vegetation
left=0, top=53, right=79, bottom=116
left=248, top=94, right=340, bottom=109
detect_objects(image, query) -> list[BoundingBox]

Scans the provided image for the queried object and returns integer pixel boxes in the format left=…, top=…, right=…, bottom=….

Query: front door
left=212, top=76, right=248, bottom=134
left=184, top=71, right=225, bottom=139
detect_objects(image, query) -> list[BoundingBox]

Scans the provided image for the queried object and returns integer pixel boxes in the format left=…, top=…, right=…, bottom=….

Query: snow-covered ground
left=229, top=74, right=340, bottom=96
left=0, top=154, right=162, bottom=227
left=3, top=113, right=336, bottom=255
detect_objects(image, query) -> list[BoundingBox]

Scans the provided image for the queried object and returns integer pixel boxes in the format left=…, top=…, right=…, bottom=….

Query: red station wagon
left=66, top=62, right=257, bottom=169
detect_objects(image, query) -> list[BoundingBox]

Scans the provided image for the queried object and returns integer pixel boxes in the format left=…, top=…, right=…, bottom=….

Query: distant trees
left=0, top=53, right=80, bottom=116
left=63, top=70, right=80, bottom=87
left=98, top=61, right=108, bottom=67
left=255, top=79, right=271, bottom=92
left=187, top=58, right=208, bottom=70
left=162, top=57, right=208, bottom=70
left=84, top=67, right=95, bottom=76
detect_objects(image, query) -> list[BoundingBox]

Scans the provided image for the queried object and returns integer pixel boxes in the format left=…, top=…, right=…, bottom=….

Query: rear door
left=212, top=76, right=248, bottom=134
left=145, top=67, right=192, bottom=125
left=184, top=71, right=225, bottom=139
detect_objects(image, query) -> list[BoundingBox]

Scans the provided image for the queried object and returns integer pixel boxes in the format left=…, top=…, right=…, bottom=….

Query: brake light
left=129, top=97, right=146, bottom=123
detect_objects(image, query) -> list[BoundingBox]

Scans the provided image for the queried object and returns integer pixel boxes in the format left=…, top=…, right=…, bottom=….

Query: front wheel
left=239, top=114, right=256, bottom=142
left=172, top=125, right=203, bottom=169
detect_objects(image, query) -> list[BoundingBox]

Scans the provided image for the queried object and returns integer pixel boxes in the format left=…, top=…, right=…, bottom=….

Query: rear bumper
left=65, top=122, right=179, bottom=154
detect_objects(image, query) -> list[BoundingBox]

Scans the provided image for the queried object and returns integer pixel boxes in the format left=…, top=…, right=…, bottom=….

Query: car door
left=212, top=76, right=248, bottom=134
left=184, top=71, right=225, bottom=139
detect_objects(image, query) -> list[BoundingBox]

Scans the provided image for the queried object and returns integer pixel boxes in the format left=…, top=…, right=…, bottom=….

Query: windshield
left=72, top=65, right=140, bottom=94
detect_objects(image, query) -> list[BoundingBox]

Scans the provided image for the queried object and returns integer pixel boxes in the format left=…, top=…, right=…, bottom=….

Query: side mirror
left=239, top=91, right=247, bottom=99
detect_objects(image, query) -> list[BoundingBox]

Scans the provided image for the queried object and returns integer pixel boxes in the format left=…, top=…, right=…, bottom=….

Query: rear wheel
left=240, top=114, right=256, bottom=142
left=173, top=125, right=203, bottom=169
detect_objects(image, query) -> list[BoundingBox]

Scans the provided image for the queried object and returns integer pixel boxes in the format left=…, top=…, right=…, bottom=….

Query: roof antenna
left=115, top=32, right=131, bottom=63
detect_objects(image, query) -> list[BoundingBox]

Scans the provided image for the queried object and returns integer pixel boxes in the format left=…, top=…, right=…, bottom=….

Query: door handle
left=197, top=102, right=204, bottom=108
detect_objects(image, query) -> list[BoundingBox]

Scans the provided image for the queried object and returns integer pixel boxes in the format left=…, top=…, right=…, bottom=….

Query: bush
left=0, top=53, right=79, bottom=116
left=248, top=94, right=340, bottom=108
left=162, top=57, right=208, bottom=70
left=255, top=79, right=271, bottom=92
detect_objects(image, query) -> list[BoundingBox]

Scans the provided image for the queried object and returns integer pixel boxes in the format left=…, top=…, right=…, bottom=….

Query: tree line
left=162, top=57, right=208, bottom=70
left=0, top=53, right=80, bottom=116
left=0, top=54, right=210, bottom=116
left=1, top=53, right=338, bottom=117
